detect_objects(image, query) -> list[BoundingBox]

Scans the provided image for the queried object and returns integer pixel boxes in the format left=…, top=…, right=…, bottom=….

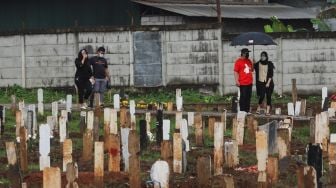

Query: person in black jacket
left=75, top=49, right=93, bottom=109
left=254, top=51, right=275, bottom=115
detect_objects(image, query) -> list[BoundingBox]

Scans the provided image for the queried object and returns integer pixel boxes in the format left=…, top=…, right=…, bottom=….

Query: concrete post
left=276, top=37, right=283, bottom=96
left=217, top=28, right=224, bottom=95
left=21, top=35, right=26, bottom=88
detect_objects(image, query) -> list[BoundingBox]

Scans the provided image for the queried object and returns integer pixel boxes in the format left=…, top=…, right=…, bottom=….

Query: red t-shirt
left=234, top=57, right=253, bottom=85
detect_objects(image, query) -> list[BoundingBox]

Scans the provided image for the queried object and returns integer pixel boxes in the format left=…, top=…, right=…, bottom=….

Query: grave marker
left=187, top=112, right=194, bottom=127
left=59, top=116, right=67, bottom=143
left=19, top=127, right=28, bottom=172
left=94, top=142, right=104, bottom=181
left=214, top=122, right=224, bottom=175
left=173, top=132, right=182, bottom=173
left=297, top=165, right=317, bottom=188
left=161, top=140, right=173, bottom=173
left=5, top=142, right=17, bottom=166
left=11, top=95, right=16, bottom=115
left=197, top=155, right=211, bottom=187
left=47, top=116, right=56, bottom=138
left=167, top=102, right=173, bottom=111
left=113, top=94, right=120, bottom=110
left=277, top=128, right=290, bottom=160
left=175, top=111, right=182, bottom=130
left=66, top=162, right=78, bottom=188
left=322, top=86, right=328, bottom=109
left=39, top=124, right=50, bottom=171
left=38, top=88, right=44, bottom=115
left=295, top=101, right=301, bottom=116
left=79, top=111, right=86, bottom=134
left=224, top=140, right=239, bottom=168
left=300, top=99, right=306, bottom=116
left=87, top=111, right=94, bottom=130
left=15, top=111, right=22, bottom=142
left=156, top=109, right=163, bottom=145
left=121, top=128, right=130, bottom=172
left=107, top=134, right=121, bottom=172
left=51, top=101, right=58, bottom=125
left=150, top=160, right=170, bottom=188
left=129, top=130, right=141, bottom=188
left=145, top=112, right=152, bottom=137
left=287, top=103, right=294, bottom=116
left=292, top=79, right=297, bottom=105
left=315, top=112, right=329, bottom=151
left=110, top=109, right=118, bottom=134
left=63, top=139, right=72, bottom=172
left=43, top=167, right=61, bottom=188
left=256, top=130, right=268, bottom=186
left=195, top=113, right=203, bottom=146
left=66, top=94, right=72, bottom=120
left=208, top=117, right=216, bottom=139
left=236, top=111, right=246, bottom=145
left=267, top=156, right=279, bottom=186
left=82, top=129, right=93, bottom=162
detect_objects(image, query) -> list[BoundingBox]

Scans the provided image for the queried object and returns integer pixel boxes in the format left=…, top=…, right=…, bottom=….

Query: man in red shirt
left=234, top=48, right=253, bottom=113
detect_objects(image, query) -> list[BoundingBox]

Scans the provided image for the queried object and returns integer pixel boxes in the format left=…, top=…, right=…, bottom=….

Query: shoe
left=256, top=105, right=261, bottom=114
left=266, top=105, right=271, bottom=116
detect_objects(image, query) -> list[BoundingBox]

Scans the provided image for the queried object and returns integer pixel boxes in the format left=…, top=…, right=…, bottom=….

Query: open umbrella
left=230, top=32, right=277, bottom=59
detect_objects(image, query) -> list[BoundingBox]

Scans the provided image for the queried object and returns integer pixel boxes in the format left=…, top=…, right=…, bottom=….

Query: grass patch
left=239, top=150, right=257, bottom=166
left=292, top=126, right=310, bottom=144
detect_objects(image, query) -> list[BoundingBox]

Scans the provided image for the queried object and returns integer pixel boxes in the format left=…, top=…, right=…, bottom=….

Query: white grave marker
left=322, top=87, right=328, bottom=109
left=47, top=116, right=55, bottom=138
left=37, top=89, right=44, bottom=115
left=87, top=111, right=94, bottom=130
left=110, top=109, right=118, bottom=134
left=150, top=160, right=170, bottom=188
left=39, top=124, right=51, bottom=170
left=113, top=94, right=120, bottom=110
left=52, top=102, right=58, bottom=124
left=121, top=128, right=130, bottom=172
left=66, top=95, right=72, bottom=113
left=328, top=108, right=335, bottom=118
left=187, top=112, right=194, bottom=127
left=287, top=103, right=294, bottom=116
left=163, top=120, right=170, bottom=141
left=180, top=119, right=190, bottom=152
left=59, top=117, right=67, bottom=143
left=331, top=134, right=336, bottom=143
left=295, top=101, right=301, bottom=116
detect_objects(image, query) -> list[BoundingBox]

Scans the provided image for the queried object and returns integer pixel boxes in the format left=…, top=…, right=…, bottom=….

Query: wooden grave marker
left=82, top=129, right=93, bottom=162
left=224, top=140, right=239, bottom=168
left=15, top=111, right=22, bottom=142
left=214, top=122, right=224, bottom=175
left=187, top=112, right=194, bottom=127
left=63, top=139, right=72, bottom=172
left=208, top=117, right=216, bottom=139
left=175, top=111, right=182, bottom=130
left=256, top=130, right=268, bottom=186
left=287, top=103, right=294, bottom=116
left=129, top=130, right=141, bottom=188
left=65, top=162, right=79, bottom=188
left=110, top=109, right=118, bottom=134
left=43, top=167, right=61, bottom=188
left=236, top=111, right=246, bottom=145
left=173, top=132, right=182, bottom=173
left=113, top=94, right=120, bottom=110
left=107, top=134, right=121, bottom=172
left=195, top=113, right=203, bottom=146
left=299, top=99, right=306, bottom=116
left=94, top=142, right=104, bottom=183
left=267, top=156, right=279, bottom=186
left=59, top=116, right=67, bottom=143
left=197, top=155, right=211, bottom=187
left=5, top=142, right=17, bottom=166
left=19, top=127, right=28, bottom=172
left=277, top=128, right=290, bottom=160
left=11, top=95, right=16, bottom=115
left=51, top=101, right=58, bottom=125
left=297, top=165, right=317, bottom=188
left=322, top=86, right=328, bottom=109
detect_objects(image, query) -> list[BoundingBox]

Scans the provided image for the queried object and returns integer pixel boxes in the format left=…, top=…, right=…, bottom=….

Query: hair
left=77, top=49, right=88, bottom=61
left=260, top=51, right=268, bottom=61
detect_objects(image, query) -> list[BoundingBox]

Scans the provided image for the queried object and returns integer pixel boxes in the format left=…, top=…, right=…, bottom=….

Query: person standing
left=254, top=51, right=275, bottom=115
left=90, top=47, right=109, bottom=107
left=234, top=48, right=253, bottom=113
left=75, top=49, right=93, bottom=109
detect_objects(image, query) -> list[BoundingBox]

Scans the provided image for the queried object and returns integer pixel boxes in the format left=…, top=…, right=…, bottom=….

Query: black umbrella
left=231, top=32, right=277, bottom=59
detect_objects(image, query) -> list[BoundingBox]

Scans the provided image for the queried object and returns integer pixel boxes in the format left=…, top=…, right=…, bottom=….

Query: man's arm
left=234, top=71, right=240, bottom=87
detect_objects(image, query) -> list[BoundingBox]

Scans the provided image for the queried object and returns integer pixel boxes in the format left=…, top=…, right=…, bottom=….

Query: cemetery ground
left=0, top=86, right=335, bottom=187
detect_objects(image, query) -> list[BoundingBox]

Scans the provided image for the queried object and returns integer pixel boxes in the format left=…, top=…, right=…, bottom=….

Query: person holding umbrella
left=234, top=48, right=254, bottom=113
left=254, top=51, right=275, bottom=115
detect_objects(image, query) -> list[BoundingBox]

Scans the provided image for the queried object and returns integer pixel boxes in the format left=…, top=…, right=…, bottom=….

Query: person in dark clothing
left=75, top=49, right=93, bottom=109
left=254, top=51, right=275, bottom=115
left=89, top=47, right=109, bottom=106
left=234, top=48, right=254, bottom=113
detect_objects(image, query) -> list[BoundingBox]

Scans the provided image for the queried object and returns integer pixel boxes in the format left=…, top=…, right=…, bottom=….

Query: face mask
left=261, top=56, right=267, bottom=61
left=99, top=53, right=104, bottom=57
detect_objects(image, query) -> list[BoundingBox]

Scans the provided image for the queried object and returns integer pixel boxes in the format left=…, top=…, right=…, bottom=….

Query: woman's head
left=260, top=51, right=268, bottom=61
left=78, top=49, right=88, bottom=60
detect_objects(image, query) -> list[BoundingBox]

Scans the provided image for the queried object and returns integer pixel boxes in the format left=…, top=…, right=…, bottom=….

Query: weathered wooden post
left=51, top=101, right=58, bottom=126
left=82, top=113, right=93, bottom=162
left=39, top=124, right=50, bottom=171
left=11, top=95, right=16, bottom=115
left=236, top=111, right=246, bottom=145
left=256, top=130, right=268, bottom=187
left=197, top=155, right=211, bottom=187
left=175, top=111, right=182, bottom=130
left=246, top=115, right=256, bottom=139
left=66, top=162, right=78, bottom=188
left=221, top=110, right=227, bottom=132
left=173, top=132, right=182, bottom=173
left=195, top=113, right=203, bottom=146
left=43, top=167, right=61, bottom=188
left=208, top=117, right=216, bottom=139
left=63, top=139, right=72, bottom=172
left=37, top=88, right=44, bottom=116
left=94, top=142, right=104, bottom=185
left=162, top=119, right=173, bottom=173
left=121, top=127, right=130, bottom=172
left=79, top=111, right=86, bottom=134
left=167, top=101, right=173, bottom=111
left=59, top=116, right=67, bottom=143
left=6, top=142, right=17, bottom=167
left=277, top=128, right=290, bottom=160
left=297, top=165, right=317, bottom=188
left=129, top=130, right=141, bottom=188
left=224, top=140, right=239, bottom=168
left=110, top=109, right=118, bottom=134
left=107, top=134, right=121, bottom=172
left=180, top=119, right=189, bottom=172
left=104, top=108, right=111, bottom=151
left=267, top=156, right=279, bottom=186
left=16, top=110, right=22, bottom=142
left=187, top=112, right=194, bottom=127
left=300, top=99, right=306, bottom=116
left=19, top=126, right=28, bottom=172
left=322, top=86, right=328, bottom=109
left=314, top=112, right=329, bottom=152
left=214, top=122, right=224, bottom=175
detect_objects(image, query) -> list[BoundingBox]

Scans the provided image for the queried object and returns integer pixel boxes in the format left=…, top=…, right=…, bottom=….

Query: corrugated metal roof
left=133, top=1, right=316, bottom=19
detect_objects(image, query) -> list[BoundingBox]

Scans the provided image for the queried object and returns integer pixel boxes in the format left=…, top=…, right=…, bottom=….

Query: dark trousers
left=75, top=78, right=92, bottom=104
left=258, top=83, right=273, bottom=106
left=239, top=85, right=252, bottom=112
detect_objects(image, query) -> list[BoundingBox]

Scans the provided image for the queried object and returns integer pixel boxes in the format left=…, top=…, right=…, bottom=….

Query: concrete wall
left=0, top=27, right=335, bottom=95
left=141, top=16, right=185, bottom=26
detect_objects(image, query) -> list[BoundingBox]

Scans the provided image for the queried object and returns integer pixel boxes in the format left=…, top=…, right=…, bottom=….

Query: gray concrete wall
left=0, top=28, right=335, bottom=95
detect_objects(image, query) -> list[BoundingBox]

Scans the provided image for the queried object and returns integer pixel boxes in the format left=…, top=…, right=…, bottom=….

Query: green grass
left=239, top=150, right=257, bottom=166
left=292, top=126, right=310, bottom=144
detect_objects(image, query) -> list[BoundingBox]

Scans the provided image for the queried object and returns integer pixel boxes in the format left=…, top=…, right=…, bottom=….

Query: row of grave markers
left=3, top=87, right=336, bottom=187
